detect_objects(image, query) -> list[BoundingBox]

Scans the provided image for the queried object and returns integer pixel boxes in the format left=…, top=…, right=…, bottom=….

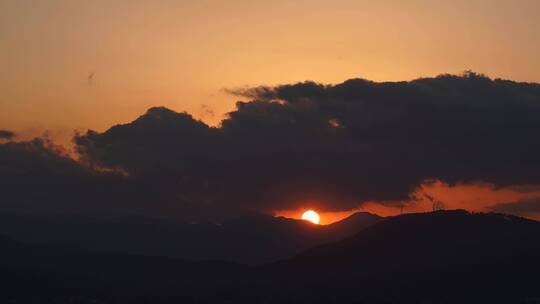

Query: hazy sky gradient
left=1, top=0, right=539, bottom=144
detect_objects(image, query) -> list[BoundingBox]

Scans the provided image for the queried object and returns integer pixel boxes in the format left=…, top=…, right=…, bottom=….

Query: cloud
left=0, top=137, right=132, bottom=214
left=490, top=197, right=540, bottom=216
left=507, top=185, right=540, bottom=193
left=0, top=130, right=15, bottom=140
left=70, top=72, right=540, bottom=217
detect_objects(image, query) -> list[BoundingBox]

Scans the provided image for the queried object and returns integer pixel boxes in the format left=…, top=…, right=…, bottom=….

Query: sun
left=301, top=210, right=320, bottom=224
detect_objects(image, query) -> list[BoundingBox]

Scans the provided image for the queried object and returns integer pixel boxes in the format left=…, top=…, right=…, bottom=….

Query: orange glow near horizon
left=275, top=181, right=540, bottom=224
left=278, top=209, right=358, bottom=225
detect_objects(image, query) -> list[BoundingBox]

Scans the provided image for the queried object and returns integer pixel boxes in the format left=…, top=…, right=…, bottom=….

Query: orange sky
left=2, top=1, right=540, bottom=222
left=2, top=0, right=540, bottom=146
left=276, top=181, right=540, bottom=224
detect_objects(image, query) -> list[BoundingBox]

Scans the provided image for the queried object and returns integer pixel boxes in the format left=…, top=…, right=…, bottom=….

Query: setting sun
left=301, top=210, right=320, bottom=224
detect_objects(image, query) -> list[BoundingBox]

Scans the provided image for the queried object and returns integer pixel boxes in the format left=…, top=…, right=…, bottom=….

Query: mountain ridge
left=0, top=210, right=383, bottom=264
left=0, top=210, right=539, bottom=303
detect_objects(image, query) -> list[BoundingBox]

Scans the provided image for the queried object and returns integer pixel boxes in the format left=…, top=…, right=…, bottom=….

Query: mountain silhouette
left=0, top=233, right=246, bottom=303
left=0, top=211, right=382, bottom=264
left=1, top=210, right=539, bottom=303
left=265, top=210, right=540, bottom=303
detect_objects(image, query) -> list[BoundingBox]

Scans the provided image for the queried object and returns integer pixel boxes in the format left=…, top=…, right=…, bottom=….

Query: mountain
left=0, top=233, right=246, bottom=303
left=0, top=211, right=383, bottom=264
left=267, top=210, right=540, bottom=303
left=1, top=210, right=539, bottom=303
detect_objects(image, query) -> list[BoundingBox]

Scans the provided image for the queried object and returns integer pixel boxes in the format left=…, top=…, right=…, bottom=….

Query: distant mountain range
left=269, top=210, right=540, bottom=303
left=0, top=211, right=383, bottom=264
left=1, top=210, right=539, bottom=303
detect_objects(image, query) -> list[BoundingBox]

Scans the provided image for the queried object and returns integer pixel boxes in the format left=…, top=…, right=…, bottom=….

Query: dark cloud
left=0, top=130, right=15, bottom=140
left=0, top=138, right=131, bottom=215
left=2, top=72, right=540, bottom=221
left=0, top=137, right=236, bottom=221
left=490, top=197, right=540, bottom=216
left=69, top=72, right=540, bottom=218
left=507, top=185, right=540, bottom=193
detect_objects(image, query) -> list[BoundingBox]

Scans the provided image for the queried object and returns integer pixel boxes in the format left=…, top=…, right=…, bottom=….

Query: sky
left=1, top=0, right=540, bottom=223
left=1, top=0, right=540, bottom=144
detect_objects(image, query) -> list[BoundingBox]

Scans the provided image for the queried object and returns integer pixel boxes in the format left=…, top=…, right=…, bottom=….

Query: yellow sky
left=1, top=0, right=540, bottom=145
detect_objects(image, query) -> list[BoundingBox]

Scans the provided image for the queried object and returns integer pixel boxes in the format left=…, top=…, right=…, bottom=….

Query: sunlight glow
left=301, top=210, right=320, bottom=224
